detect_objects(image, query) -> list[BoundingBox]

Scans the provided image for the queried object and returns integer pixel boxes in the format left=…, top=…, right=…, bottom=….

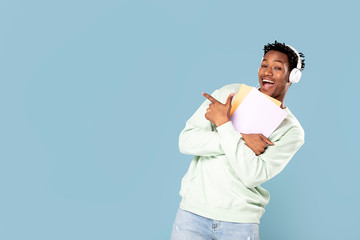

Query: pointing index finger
left=202, top=92, right=219, bottom=103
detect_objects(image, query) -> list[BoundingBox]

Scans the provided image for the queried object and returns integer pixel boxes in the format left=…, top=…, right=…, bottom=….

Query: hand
left=241, top=133, right=274, bottom=156
left=202, top=92, right=234, bottom=127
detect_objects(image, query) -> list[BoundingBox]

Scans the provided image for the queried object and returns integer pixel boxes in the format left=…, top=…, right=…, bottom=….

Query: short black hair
left=263, top=40, right=305, bottom=71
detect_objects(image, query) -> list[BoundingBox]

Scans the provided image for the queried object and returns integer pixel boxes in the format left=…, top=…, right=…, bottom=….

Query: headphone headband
left=286, top=45, right=302, bottom=70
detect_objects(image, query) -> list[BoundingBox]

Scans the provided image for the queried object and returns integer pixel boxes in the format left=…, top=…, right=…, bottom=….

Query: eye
left=274, top=66, right=282, bottom=70
left=261, top=64, right=267, bottom=68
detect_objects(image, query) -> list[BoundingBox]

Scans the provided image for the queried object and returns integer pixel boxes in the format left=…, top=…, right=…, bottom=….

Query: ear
left=287, top=80, right=292, bottom=88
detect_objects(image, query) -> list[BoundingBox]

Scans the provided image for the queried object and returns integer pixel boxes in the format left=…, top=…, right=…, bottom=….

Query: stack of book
left=229, top=84, right=287, bottom=138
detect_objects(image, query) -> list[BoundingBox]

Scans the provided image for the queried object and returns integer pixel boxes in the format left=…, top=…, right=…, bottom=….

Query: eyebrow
left=263, top=59, right=284, bottom=64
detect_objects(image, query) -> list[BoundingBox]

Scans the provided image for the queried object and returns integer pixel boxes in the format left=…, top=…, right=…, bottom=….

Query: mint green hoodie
left=178, top=83, right=304, bottom=224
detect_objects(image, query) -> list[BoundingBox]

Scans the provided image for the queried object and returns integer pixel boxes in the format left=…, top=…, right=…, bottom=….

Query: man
left=171, top=41, right=305, bottom=240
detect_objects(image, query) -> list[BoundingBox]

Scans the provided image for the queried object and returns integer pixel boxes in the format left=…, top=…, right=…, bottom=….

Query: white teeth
left=263, top=79, right=274, bottom=84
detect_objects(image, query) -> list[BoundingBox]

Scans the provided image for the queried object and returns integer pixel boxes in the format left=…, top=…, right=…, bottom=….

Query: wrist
left=216, top=118, right=230, bottom=127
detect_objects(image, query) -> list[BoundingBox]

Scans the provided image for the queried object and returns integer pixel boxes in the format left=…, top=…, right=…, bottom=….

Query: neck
left=277, top=83, right=290, bottom=109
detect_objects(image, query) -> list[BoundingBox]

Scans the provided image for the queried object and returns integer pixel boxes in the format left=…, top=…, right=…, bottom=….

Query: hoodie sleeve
left=216, top=121, right=304, bottom=188
left=178, top=89, right=225, bottom=157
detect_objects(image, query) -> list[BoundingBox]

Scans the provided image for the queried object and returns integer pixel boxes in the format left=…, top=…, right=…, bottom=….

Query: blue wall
left=1, top=0, right=359, bottom=239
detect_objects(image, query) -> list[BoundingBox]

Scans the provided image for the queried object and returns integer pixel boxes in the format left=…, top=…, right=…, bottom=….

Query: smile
left=261, top=78, right=275, bottom=91
left=262, top=79, right=274, bottom=84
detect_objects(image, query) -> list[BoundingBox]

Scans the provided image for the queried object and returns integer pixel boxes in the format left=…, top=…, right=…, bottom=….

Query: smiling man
left=170, top=41, right=306, bottom=240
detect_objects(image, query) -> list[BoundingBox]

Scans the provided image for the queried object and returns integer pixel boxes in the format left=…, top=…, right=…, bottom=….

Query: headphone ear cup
left=289, top=68, right=302, bottom=83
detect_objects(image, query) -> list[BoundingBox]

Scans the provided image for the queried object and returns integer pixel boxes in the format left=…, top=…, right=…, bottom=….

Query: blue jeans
left=170, top=208, right=260, bottom=240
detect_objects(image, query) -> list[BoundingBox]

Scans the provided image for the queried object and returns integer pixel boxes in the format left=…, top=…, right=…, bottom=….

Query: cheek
left=278, top=72, right=289, bottom=83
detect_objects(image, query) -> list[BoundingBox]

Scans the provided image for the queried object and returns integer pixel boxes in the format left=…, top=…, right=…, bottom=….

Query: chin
left=259, top=87, right=271, bottom=96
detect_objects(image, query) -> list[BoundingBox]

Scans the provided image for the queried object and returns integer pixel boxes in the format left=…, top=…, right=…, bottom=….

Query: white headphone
left=286, top=45, right=302, bottom=83
left=259, top=45, right=303, bottom=84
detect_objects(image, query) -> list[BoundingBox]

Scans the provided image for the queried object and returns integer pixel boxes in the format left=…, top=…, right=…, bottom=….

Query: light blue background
left=1, top=0, right=359, bottom=239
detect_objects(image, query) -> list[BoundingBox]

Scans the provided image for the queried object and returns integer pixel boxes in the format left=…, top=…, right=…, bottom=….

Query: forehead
left=264, top=50, right=289, bottom=64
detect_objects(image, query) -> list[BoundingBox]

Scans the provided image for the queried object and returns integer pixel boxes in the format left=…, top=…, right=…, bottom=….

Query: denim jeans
left=170, top=208, right=260, bottom=240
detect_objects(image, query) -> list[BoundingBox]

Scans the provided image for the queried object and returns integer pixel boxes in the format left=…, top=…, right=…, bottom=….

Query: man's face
left=258, top=50, right=291, bottom=102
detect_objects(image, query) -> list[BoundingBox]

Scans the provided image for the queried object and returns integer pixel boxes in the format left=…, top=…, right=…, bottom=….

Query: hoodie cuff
left=216, top=121, right=243, bottom=139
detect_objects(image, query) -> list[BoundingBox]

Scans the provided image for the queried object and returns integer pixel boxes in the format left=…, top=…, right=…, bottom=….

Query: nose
left=264, top=67, right=272, bottom=76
